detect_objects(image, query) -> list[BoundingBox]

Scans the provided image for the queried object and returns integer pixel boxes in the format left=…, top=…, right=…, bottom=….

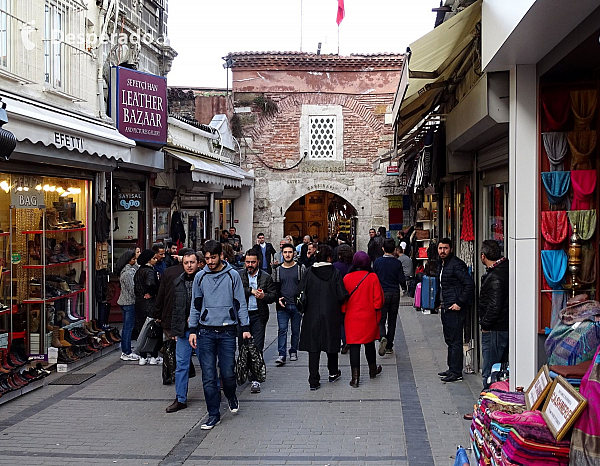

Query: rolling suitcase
left=414, top=282, right=422, bottom=309
left=421, top=275, right=438, bottom=310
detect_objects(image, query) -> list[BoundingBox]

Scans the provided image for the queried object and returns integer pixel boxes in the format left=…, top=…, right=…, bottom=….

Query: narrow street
left=0, top=299, right=480, bottom=466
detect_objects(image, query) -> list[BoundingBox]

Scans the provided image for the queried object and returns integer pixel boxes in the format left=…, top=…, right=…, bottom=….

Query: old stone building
left=227, top=52, right=404, bottom=251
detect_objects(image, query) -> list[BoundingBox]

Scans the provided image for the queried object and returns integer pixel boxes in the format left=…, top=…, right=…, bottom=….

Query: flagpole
left=300, top=0, right=303, bottom=52
left=337, top=25, right=339, bottom=55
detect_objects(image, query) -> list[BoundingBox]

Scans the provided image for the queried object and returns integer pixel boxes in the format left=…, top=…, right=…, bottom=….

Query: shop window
left=0, top=0, right=36, bottom=82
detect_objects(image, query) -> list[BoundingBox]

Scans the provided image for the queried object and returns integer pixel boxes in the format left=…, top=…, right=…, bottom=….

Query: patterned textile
left=542, top=89, right=571, bottom=131
left=541, top=249, right=568, bottom=289
left=571, top=169, right=597, bottom=210
left=571, top=89, right=597, bottom=131
left=541, top=171, right=571, bottom=206
left=568, top=210, right=597, bottom=240
left=459, top=240, right=474, bottom=270
left=543, top=132, right=569, bottom=171
left=568, top=131, right=596, bottom=170
left=541, top=210, right=568, bottom=248
left=461, top=185, right=475, bottom=241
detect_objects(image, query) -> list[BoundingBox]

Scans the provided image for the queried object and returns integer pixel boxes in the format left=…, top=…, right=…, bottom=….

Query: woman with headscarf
left=116, top=249, right=139, bottom=361
left=298, top=245, right=348, bottom=390
left=134, top=249, right=161, bottom=365
left=342, top=251, right=384, bottom=388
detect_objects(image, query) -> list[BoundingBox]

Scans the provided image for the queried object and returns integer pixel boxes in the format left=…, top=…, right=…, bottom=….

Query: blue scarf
left=541, top=249, right=567, bottom=289
left=541, top=171, right=570, bottom=205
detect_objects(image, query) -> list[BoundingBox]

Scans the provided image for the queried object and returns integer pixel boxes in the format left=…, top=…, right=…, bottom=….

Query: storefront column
left=508, top=64, right=538, bottom=390
left=236, top=185, right=254, bottom=249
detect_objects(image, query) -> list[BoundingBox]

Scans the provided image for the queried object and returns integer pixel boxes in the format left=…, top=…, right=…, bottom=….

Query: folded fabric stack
left=548, top=359, right=592, bottom=388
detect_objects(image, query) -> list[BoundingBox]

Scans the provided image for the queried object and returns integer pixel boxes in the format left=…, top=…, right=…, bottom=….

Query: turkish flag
left=336, top=0, right=345, bottom=25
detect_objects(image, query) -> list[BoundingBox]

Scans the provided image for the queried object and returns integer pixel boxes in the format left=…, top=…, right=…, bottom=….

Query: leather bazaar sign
left=110, top=66, right=167, bottom=146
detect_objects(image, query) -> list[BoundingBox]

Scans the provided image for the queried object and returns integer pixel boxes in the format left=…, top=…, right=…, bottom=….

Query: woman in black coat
left=298, top=245, right=348, bottom=390
left=134, top=249, right=160, bottom=364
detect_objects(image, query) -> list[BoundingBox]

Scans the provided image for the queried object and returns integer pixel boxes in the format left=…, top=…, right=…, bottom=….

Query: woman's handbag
left=417, top=208, right=430, bottom=221
left=418, top=247, right=428, bottom=258
left=415, top=229, right=430, bottom=240
left=147, top=319, right=163, bottom=339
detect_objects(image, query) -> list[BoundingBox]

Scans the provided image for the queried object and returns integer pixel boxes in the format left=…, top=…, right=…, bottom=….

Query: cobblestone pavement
left=0, top=299, right=480, bottom=466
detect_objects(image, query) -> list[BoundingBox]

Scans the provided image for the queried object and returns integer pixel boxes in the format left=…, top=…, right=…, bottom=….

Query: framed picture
left=525, top=365, right=552, bottom=410
left=541, top=375, right=588, bottom=441
left=153, top=207, right=170, bottom=240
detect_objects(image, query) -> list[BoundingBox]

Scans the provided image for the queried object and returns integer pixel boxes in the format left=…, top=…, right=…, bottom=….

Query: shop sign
left=10, top=190, right=44, bottom=209
left=386, top=165, right=399, bottom=176
left=117, top=191, right=144, bottom=211
left=541, top=376, right=588, bottom=441
left=54, top=132, right=84, bottom=150
left=110, top=66, right=168, bottom=146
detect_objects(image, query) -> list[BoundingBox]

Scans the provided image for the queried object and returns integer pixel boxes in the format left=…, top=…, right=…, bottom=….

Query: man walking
left=251, top=233, right=277, bottom=274
left=436, top=238, right=474, bottom=383
left=297, top=235, right=310, bottom=258
left=271, top=238, right=287, bottom=270
left=367, top=228, right=384, bottom=264
left=396, top=245, right=414, bottom=296
left=189, top=241, right=251, bottom=429
left=273, top=243, right=305, bottom=366
left=240, top=249, right=277, bottom=393
left=374, top=239, right=406, bottom=356
left=165, top=250, right=201, bottom=413
left=478, top=240, right=509, bottom=389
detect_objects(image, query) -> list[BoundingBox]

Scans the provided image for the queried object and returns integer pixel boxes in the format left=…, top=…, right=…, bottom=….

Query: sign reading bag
left=110, top=66, right=167, bottom=146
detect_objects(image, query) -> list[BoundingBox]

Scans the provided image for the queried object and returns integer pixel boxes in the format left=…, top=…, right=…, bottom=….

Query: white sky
left=167, top=0, right=441, bottom=88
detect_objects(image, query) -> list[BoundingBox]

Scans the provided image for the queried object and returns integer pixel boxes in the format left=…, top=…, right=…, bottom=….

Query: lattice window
left=308, top=115, right=336, bottom=160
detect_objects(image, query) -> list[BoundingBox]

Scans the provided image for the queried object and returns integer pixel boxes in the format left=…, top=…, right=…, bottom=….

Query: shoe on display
left=275, top=356, right=286, bottom=366
left=228, top=395, right=239, bottom=413
left=437, top=370, right=450, bottom=378
left=201, top=416, right=221, bottom=430
left=120, top=353, right=139, bottom=361
left=441, top=374, right=463, bottom=383
left=138, top=358, right=148, bottom=366
left=289, top=353, right=298, bottom=361
left=250, top=381, right=261, bottom=393
left=165, top=399, right=187, bottom=413
left=328, top=370, right=341, bottom=383
left=378, top=337, right=387, bottom=356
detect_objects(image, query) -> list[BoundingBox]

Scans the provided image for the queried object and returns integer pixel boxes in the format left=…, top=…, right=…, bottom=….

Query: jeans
left=120, top=305, right=136, bottom=355
left=308, top=352, right=338, bottom=387
left=349, top=342, right=376, bottom=370
left=441, top=308, right=466, bottom=377
left=380, top=291, right=400, bottom=349
left=277, top=304, right=301, bottom=358
left=175, top=331, right=193, bottom=403
left=196, top=327, right=237, bottom=418
left=481, top=330, right=509, bottom=389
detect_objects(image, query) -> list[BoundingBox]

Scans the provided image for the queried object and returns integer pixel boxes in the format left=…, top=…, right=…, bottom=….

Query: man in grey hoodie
left=189, top=240, right=251, bottom=430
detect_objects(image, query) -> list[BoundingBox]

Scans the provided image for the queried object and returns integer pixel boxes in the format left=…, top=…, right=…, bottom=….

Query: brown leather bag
left=415, top=229, right=430, bottom=240
left=417, top=208, right=430, bottom=221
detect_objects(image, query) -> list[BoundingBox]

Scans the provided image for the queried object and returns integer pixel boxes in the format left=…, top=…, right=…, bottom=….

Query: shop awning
left=224, top=163, right=254, bottom=187
left=166, top=148, right=245, bottom=188
left=393, top=0, right=482, bottom=141
left=2, top=92, right=135, bottom=161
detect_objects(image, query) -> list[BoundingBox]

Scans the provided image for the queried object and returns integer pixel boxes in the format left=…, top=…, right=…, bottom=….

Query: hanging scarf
left=567, top=131, right=596, bottom=170
left=571, top=169, right=596, bottom=210
left=413, top=150, right=425, bottom=193
left=542, top=89, right=570, bottom=131
left=578, top=243, right=596, bottom=285
left=493, top=186, right=504, bottom=241
left=551, top=292, right=567, bottom=329
left=459, top=240, right=474, bottom=269
left=571, top=89, right=597, bottom=131
left=541, top=249, right=568, bottom=289
left=542, top=132, right=569, bottom=171
left=541, top=211, right=568, bottom=248
left=461, top=185, right=475, bottom=241
left=567, top=210, right=597, bottom=241
left=541, top=171, right=570, bottom=206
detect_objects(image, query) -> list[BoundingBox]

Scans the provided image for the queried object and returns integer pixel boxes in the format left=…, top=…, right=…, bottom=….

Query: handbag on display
left=418, top=247, right=428, bottom=258
left=417, top=208, right=430, bottom=220
left=415, top=229, right=430, bottom=240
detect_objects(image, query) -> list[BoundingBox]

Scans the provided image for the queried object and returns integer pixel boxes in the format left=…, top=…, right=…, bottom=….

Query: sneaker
left=309, top=383, right=321, bottom=391
left=437, top=370, right=451, bottom=378
left=228, top=395, right=239, bottom=413
left=328, top=370, right=341, bottom=383
left=378, top=337, right=388, bottom=356
left=441, top=374, right=463, bottom=383
left=385, top=349, right=394, bottom=355
left=275, top=356, right=286, bottom=366
left=250, top=381, right=261, bottom=393
left=200, top=416, right=221, bottom=430
left=149, top=357, right=162, bottom=365
left=289, top=353, right=298, bottom=361
left=120, top=352, right=139, bottom=361
left=138, top=357, right=148, bottom=366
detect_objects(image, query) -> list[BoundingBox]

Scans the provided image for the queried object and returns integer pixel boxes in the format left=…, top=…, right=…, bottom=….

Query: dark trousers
left=380, top=291, right=400, bottom=349
left=349, top=342, right=376, bottom=370
left=239, top=312, right=266, bottom=382
left=481, top=330, right=509, bottom=389
left=308, top=351, right=338, bottom=387
left=441, top=308, right=466, bottom=377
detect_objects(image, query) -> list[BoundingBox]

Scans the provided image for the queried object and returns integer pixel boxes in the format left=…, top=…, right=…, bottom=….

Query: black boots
left=369, top=363, right=382, bottom=379
left=350, top=367, right=360, bottom=388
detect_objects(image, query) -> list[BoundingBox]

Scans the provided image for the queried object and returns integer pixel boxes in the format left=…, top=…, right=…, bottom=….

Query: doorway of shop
left=284, top=190, right=357, bottom=249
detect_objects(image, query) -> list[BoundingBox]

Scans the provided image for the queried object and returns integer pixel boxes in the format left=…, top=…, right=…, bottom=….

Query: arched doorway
left=284, top=191, right=358, bottom=248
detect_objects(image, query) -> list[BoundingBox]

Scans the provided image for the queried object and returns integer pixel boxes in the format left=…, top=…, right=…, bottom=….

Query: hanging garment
left=568, top=131, right=596, bottom=170
left=541, top=249, right=568, bottom=289
left=542, top=132, right=569, bottom=171
left=570, top=170, right=597, bottom=210
left=413, top=150, right=425, bottom=194
left=493, top=186, right=504, bottom=242
left=567, top=210, right=597, bottom=240
left=542, top=89, right=571, bottom=131
left=551, top=292, right=567, bottom=329
left=541, top=211, right=568, bottom=247
left=170, top=210, right=186, bottom=246
left=461, top=185, right=475, bottom=241
left=578, top=243, right=596, bottom=285
left=541, top=171, right=570, bottom=206
left=571, top=89, right=597, bottom=131
left=94, top=199, right=111, bottom=242
left=459, top=240, right=474, bottom=270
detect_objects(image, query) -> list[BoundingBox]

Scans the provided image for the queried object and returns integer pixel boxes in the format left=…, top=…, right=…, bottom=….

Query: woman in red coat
left=342, top=251, right=384, bottom=387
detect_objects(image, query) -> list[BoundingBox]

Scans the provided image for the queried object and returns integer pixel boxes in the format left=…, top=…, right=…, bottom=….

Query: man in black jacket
left=479, top=240, right=509, bottom=389
left=367, top=228, right=384, bottom=264
left=435, top=238, right=474, bottom=383
left=251, top=233, right=277, bottom=274
left=240, top=249, right=277, bottom=393
left=165, top=250, right=201, bottom=413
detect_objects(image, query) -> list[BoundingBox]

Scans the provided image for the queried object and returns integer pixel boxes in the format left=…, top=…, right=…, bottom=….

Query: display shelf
left=22, top=227, right=86, bottom=234
left=22, top=258, right=86, bottom=269
left=416, top=238, right=432, bottom=242
left=23, top=288, right=86, bottom=304
left=0, top=232, right=9, bottom=237
left=2, top=270, right=9, bottom=275
left=416, top=257, right=428, bottom=260
left=0, top=305, right=18, bottom=316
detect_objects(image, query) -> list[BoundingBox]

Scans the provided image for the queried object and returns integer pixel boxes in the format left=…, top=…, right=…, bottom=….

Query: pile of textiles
left=548, top=359, right=592, bottom=388
left=469, top=388, right=571, bottom=465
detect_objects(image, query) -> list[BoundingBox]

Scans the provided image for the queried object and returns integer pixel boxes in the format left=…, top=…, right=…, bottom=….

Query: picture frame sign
left=525, top=365, right=552, bottom=410
left=541, top=375, right=588, bottom=441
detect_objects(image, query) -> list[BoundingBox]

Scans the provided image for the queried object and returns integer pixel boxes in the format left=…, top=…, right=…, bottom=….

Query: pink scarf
left=571, top=170, right=596, bottom=210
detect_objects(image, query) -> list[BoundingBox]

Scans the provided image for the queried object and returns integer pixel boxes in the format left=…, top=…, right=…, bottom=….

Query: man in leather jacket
left=435, top=238, right=474, bottom=383
left=478, top=240, right=509, bottom=388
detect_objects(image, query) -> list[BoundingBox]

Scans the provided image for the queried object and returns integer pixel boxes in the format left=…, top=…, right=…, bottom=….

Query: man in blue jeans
left=189, top=241, right=251, bottom=430
left=273, top=243, right=305, bottom=365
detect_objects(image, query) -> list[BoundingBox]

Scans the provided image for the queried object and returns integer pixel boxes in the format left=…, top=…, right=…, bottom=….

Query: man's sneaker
left=385, top=349, right=394, bottom=355
left=120, top=352, right=139, bottom=361
left=250, top=381, right=261, bottom=393
left=441, top=374, right=463, bottom=383
left=138, top=357, right=148, bottom=366
left=328, top=370, right=341, bottom=383
left=149, top=357, right=162, bottom=365
left=289, top=353, right=298, bottom=361
left=228, top=395, right=239, bottom=414
left=275, top=356, right=286, bottom=366
left=310, top=383, right=321, bottom=391
left=437, top=370, right=451, bottom=378
left=200, top=416, right=220, bottom=430
left=378, top=337, right=388, bottom=356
